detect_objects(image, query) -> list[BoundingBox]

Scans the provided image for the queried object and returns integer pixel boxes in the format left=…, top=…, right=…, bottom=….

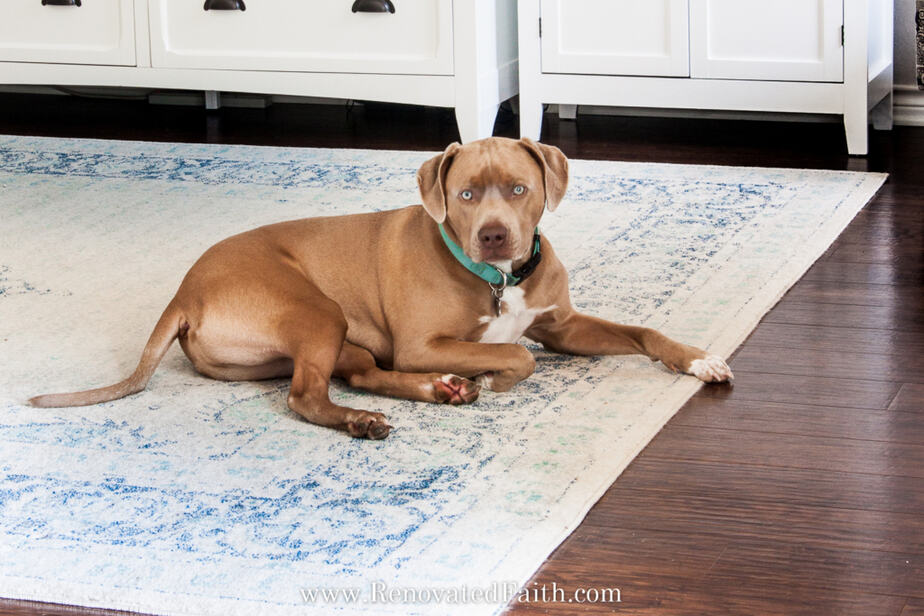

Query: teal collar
left=438, top=224, right=542, bottom=287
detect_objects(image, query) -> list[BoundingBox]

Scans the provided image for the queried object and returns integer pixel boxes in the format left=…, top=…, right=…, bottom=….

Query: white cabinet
left=149, top=0, right=454, bottom=75
left=0, top=0, right=518, bottom=143
left=540, top=0, right=689, bottom=77
left=0, top=0, right=135, bottom=66
left=690, top=0, right=843, bottom=82
left=519, top=0, right=894, bottom=155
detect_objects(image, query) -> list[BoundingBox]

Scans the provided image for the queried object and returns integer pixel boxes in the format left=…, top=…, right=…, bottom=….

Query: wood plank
left=653, top=583, right=907, bottom=616
left=826, top=242, right=924, bottom=266
left=617, top=458, right=924, bottom=514
left=672, top=397, right=924, bottom=444
left=641, top=424, right=924, bottom=477
left=730, top=345, right=923, bottom=382
left=705, top=541, right=924, bottom=599
left=802, top=260, right=923, bottom=286
left=833, top=210, right=924, bottom=245
left=762, top=299, right=924, bottom=332
left=783, top=280, right=920, bottom=307
left=864, top=188, right=924, bottom=214
left=742, top=322, right=924, bottom=356
left=695, top=371, right=901, bottom=408
left=902, top=598, right=924, bottom=616
left=581, top=486, right=924, bottom=552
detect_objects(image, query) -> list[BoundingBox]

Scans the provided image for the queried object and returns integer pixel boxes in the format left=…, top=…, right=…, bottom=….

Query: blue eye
left=460, top=190, right=473, bottom=201
left=513, top=185, right=526, bottom=195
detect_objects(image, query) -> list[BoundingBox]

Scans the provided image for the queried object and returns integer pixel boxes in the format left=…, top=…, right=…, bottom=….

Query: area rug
left=0, top=135, right=885, bottom=616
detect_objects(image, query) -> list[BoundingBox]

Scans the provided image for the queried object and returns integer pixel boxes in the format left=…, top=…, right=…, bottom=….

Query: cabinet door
left=0, top=0, right=135, bottom=66
left=690, top=0, right=843, bottom=82
left=540, top=0, right=690, bottom=77
left=150, top=0, right=453, bottom=75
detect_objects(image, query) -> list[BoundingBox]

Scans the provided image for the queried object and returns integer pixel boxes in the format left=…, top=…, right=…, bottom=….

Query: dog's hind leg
left=333, top=342, right=481, bottom=405
left=282, top=308, right=392, bottom=440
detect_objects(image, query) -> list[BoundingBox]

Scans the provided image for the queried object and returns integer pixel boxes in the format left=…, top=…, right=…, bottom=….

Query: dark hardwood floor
left=0, top=92, right=921, bottom=616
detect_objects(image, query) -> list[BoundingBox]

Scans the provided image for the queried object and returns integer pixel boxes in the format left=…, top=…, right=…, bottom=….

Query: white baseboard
left=894, top=84, right=924, bottom=126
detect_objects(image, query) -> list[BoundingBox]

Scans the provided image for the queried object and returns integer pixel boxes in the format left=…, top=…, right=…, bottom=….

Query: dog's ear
left=417, top=142, right=461, bottom=224
left=519, top=137, right=569, bottom=212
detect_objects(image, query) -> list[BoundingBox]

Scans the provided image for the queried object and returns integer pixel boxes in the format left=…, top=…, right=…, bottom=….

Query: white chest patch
left=478, top=286, right=556, bottom=344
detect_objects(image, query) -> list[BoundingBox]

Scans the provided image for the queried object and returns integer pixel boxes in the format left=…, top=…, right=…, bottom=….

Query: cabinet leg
left=204, top=91, right=221, bottom=110
left=871, top=92, right=893, bottom=131
left=455, top=103, right=500, bottom=144
left=518, top=101, right=544, bottom=141
left=844, top=111, right=869, bottom=157
left=558, top=104, right=577, bottom=120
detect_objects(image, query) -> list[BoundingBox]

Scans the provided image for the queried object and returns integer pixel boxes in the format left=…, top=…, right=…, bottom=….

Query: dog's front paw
left=687, top=355, right=734, bottom=383
left=346, top=411, right=392, bottom=440
left=433, top=374, right=481, bottom=404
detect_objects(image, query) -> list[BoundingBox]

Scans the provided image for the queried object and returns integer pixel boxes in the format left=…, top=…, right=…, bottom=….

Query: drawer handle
left=351, top=0, right=395, bottom=14
left=41, top=0, right=82, bottom=6
left=203, top=0, right=246, bottom=11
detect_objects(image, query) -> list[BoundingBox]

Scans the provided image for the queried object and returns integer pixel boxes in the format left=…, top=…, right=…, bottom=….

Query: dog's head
left=417, top=137, right=568, bottom=269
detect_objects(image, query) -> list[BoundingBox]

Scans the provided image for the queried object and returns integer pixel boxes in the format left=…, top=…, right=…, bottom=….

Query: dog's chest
left=477, top=286, right=556, bottom=344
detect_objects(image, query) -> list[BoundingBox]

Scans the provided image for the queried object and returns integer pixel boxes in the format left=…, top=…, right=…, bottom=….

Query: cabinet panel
left=540, top=0, right=689, bottom=77
left=0, top=0, right=135, bottom=66
left=690, top=0, right=843, bottom=82
left=149, top=0, right=453, bottom=75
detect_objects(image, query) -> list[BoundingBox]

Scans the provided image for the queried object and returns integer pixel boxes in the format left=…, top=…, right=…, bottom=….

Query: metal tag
left=489, top=269, right=508, bottom=317
left=492, top=290, right=503, bottom=316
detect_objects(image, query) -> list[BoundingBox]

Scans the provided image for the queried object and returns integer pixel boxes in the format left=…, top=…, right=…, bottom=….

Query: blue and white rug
left=0, top=136, right=885, bottom=616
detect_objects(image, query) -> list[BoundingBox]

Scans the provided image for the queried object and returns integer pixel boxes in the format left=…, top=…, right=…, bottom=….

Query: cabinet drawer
left=690, top=0, right=843, bottom=82
left=150, top=0, right=454, bottom=75
left=540, top=0, right=690, bottom=77
left=0, top=0, right=135, bottom=66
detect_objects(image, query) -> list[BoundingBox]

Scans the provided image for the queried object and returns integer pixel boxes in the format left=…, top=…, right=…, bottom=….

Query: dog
left=30, top=137, right=732, bottom=438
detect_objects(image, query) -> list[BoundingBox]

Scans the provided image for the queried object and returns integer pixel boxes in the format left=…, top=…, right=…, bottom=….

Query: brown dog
left=30, top=137, right=732, bottom=438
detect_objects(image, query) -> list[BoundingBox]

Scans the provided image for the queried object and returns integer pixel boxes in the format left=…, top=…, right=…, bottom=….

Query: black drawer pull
left=203, top=0, right=246, bottom=11
left=351, top=0, right=395, bottom=13
left=42, top=0, right=82, bottom=6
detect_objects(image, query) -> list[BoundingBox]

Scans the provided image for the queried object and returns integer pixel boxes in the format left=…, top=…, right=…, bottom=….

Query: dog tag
left=489, top=269, right=507, bottom=317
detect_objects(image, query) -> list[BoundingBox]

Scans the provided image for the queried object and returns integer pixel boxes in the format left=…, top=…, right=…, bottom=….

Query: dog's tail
left=29, top=301, right=185, bottom=408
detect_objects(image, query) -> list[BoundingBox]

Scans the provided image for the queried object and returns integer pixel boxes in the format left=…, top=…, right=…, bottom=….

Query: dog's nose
left=478, top=225, right=508, bottom=250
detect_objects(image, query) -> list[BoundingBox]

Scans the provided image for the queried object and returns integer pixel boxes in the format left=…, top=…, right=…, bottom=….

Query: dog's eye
left=513, top=185, right=526, bottom=196
left=460, top=190, right=473, bottom=201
